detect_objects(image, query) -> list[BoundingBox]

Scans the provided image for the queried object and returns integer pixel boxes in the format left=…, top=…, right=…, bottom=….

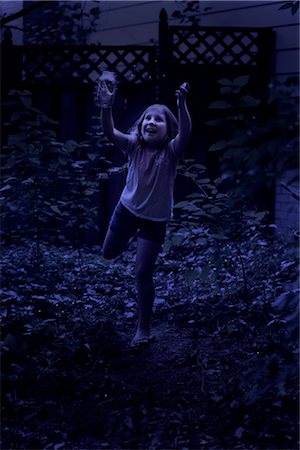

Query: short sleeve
left=122, top=133, right=138, bottom=155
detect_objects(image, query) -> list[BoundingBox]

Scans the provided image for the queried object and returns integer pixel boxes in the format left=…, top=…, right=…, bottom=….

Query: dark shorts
left=109, top=202, right=167, bottom=244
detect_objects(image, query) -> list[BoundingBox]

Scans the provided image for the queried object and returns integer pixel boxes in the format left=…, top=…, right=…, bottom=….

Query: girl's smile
left=141, top=108, right=168, bottom=147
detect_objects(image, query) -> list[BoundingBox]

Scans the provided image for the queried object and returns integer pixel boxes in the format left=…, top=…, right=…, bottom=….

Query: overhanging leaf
left=239, top=95, right=261, bottom=108
left=233, top=75, right=250, bottom=87
left=208, top=140, right=228, bottom=152
left=217, top=78, right=233, bottom=86
left=208, top=100, right=231, bottom=109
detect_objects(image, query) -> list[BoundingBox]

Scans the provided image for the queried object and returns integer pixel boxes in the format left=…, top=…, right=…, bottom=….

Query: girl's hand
left=175, top=82, right=190, bottom=105
left=95, top=79, right=116, bottom=107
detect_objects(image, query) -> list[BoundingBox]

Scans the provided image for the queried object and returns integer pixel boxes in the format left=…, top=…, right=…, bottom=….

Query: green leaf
left=125, top=416, right=133, bottom=429
left=97, top=173, right=109, bottom=180
left=194, top=211, right=215, bottom=220
left=196, top=238, right=207, bottom=245
left=0, top=185, right=12, bottom=192
left=108, top=167, right=126, bottom=175
left=208, top=140, right=228, bottom=152
left=184, top=269, right=201, bottom=281
left=174, top=201, right=190, bottom=209
left=45, top=117, right=59, bottom=125
left=183, top=204, right=200, bottom=212
left=234, top=426, right=245, bottom=438
left=3, top=333, right=16, bottom=350
left=220, top=86, right=234, bottom=94
left=8, top=133, right=26, bottom=145
left=239, top=95, right=260, bottom=108
left=233, top=75, right=249, bottom=87
left=255, top=211, right=268, bottom=220
left=210, top=206, right=223, bottom=214
left=63, top=140, right=78, bottom=152
left=198, top=264, right=210, bottom=280
left=54, top=443, right=65, bottom=450
left=171, top=235, right=186, bottom=246
left=227, top=136, right=247, bottom=146
left=187, top=193, right=203, bottom=199
left=217, top=78, right=233, bottom=86
left=208, top=100, right=231, bottom=109
left=50, top=205, right=62, bottom=215
left=209, top=233, right=229, bottom=241
left=205, top=119, right=225, bottom=127
left=20, top=96, right=32, bottom=108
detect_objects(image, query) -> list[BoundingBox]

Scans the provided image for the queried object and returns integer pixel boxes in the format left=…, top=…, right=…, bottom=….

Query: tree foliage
left=206, top=75, right=298, bottom=206
left=23, top=1, right=101, bottom=45
left=1, top=89, right=109, bottom=253
left=172, top=1, right=213, bottom=26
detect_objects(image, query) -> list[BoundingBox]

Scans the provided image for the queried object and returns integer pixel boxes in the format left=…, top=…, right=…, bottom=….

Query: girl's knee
left=102, top=230, right=128, bottom=259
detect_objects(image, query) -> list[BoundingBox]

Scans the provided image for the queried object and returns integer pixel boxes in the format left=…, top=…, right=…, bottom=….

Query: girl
left=97, top=77, right=192, bottom=346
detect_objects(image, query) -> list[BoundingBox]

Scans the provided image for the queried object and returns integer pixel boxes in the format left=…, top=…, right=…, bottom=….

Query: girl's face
left=141, top=108, right=168, bottom=148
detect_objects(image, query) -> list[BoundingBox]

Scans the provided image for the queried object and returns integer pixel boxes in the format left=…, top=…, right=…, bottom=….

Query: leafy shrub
left=162, top=75, right=299, bottom=437
left=1, top=90, right=107, bottom=252
left=207, top=75, right=299, bottom=207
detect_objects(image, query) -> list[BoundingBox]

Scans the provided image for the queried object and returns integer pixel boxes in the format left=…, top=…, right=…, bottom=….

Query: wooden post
left=158, top=8, right=170, bottom=102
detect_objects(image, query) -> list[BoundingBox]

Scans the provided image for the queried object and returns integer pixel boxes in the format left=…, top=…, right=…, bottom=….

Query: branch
left=3, top=25, right=24, bottom=33
left=0, top=1, right=51, bottom=26
left=280, top=182, right=300, bottom=201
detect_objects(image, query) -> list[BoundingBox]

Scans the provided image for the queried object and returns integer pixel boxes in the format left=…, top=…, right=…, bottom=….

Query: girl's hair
left=128, top=104, right=178, bottom=147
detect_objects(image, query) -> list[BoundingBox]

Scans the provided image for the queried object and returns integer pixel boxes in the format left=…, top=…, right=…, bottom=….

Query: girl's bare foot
left=130, top=328, right=150, bottom=347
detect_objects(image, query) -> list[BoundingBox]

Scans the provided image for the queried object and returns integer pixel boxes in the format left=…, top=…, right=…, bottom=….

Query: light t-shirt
left=120, top=134, right=182, bottom=221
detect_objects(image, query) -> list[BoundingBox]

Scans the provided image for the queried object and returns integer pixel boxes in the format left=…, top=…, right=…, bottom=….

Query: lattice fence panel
left=20, top=45, right=157, bottom=84
left=171, top=28, right=261, bottom=66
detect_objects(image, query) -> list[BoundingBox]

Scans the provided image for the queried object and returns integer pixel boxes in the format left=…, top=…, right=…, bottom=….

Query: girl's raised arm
left=96, top=79, right=130, bottom=150
left=172, top=82, right=192, bottom=157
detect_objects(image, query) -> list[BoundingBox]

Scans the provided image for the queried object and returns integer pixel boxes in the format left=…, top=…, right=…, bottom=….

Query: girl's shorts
left=109, top=202, right=167, bottom=244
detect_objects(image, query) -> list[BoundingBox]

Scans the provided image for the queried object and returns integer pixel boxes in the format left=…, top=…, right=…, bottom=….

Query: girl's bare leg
left=102, top=229, right=132, bottom=260
left=132, top=237, right=162, bottom=344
